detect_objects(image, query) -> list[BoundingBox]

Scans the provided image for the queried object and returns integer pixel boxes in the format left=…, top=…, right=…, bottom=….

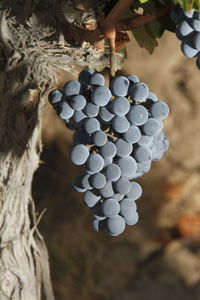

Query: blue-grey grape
left=114, top=178, right=131, bottom=194
left=133, top=146, right=152, bottom=163
left=92, top=130, right=107, bottom=146
left=117, top=156, right=137, bottom=178
left=48, top=89, right=63, bottom=105
left=102, top=198, right=120, bottom=217
left=100, top=141, right=117, bottom=159
left=99, top=106, right=114, bottom=122
left=83, top=102, right=99, bottom=117
left=142, top=118, right=161, bottom=136
left=126, top=182, right=142, bottom=200
left=127, top=105, right=148, bottom=126
left=107, top=215, right=126, bottom=236
left=115, top=138, right=133, bottom=157
left=150, top=101, right=169, bottom=120
left=181, top=42, right=198, bottom=57
left=129, top=82, right=149, bottom=102
left=78, top=68, right=96, bottom=86
left=63, top=80, right=81, bottom=96
left=137, top=135, right=153, bottom=147
left=105, top=164, right=121, bottom=182
left=57, top=101, right=74, bottom=119
left=120, top=198, right=137, bottom=217
left=86, top=153, right=104, bottom=173
left=110, top=96, right=130, bottom=116
left=89, top=73, right=105, bottom=86
left=124, top=212, right=139, bottom=226
left=90, top=173, right=106, bottom=189
left=112, top=115, right=130, bottom=133
left=69, top=95, right=86, bottom=111
left=73, top=110, right=87, bottom=123
left=70, top=144, right=89, bottom=165
left=81, top=174, right=93, bottom=190
left=127, top=74, right=139, bottom=84
left=84, top=118, right=100, bottom=134
left=91, top=86, right=112, bottom=106
left=83, top=190, right=101, bottom=208
left=122, top=125, right=141, bottom=144
left=99, top=181, right=114, bottom=198
left=110, top=76, right=129, bottom=96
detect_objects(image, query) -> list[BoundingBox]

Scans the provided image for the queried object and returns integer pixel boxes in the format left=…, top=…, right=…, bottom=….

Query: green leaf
left=132, top=27, right=158, bottom=54
left=171, top=0, right=200, bottom=11
left=139, top=0, right=150, bottom=3
left=145, top=19, right=165, bottom=38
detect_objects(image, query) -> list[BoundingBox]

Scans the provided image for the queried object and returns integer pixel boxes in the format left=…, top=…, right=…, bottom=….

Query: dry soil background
left=33, top=31, right=200, bottom=300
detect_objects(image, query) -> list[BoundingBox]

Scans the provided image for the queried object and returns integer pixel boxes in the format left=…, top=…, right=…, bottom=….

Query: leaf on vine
left=139, top=0, right=150, bottom=3
left=132, top=26, right=158, bottom=54
left=169, top=0, right=200, bottom=11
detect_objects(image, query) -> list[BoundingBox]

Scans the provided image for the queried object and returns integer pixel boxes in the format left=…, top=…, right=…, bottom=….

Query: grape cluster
left=171, top=6, right=200, bottom=69
left=48, top=69, right=169, bottom=236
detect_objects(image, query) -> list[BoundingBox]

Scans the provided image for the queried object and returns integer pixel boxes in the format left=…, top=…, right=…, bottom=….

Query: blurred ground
left=33, top=32, right=200, bottom=300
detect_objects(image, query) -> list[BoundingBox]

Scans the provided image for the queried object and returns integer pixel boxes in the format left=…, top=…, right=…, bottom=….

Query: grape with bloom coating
left=107, top=215, right=126, bottom=236
left=70, top=144, right=89, bottom=165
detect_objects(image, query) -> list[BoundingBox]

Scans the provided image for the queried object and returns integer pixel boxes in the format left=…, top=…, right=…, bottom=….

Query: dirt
left=33, top=31, right=200, bottom=300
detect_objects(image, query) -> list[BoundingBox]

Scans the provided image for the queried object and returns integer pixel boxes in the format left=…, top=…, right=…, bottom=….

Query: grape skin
left=127, top=105, right=148, bottom=126
left=130, top=82, right=149, bottom=102
left=112, top=115, right=130, bottom=133
left=83, top=102, right=99, bottom=117
left=110, top=96, right=130, bottom=116
left=91, top=86, right=112, bottom=106
left=110, top=76, right=129, bottom=97
left=57, top=101, right=74, bottom=119
left=126, top=182, right=142, bottom=200
left=107, top=215, right=126, bottom=236
left=84, top=118, right=100, bottom=134
left=89, top=73, right=105, bottom=86
left=92, top=130, right=107, bottom=146
left=115, top=138, right=133, bottom=157
left=105, top=164, right=121, bottom=182
left=90, top=173, right=106, bottom=189
left=114, top=178, right=131, bottom=194
left=102, top=198, right=120, bottom=217
left=117, top=156, right=137, bottom=178
left=99, top=181, right=114, bottom=198
left=100, top=142, right=117, bottom=159
left=69, top=95, right=86, bottom=111
left=120, top=198, right=137, bottom=217
left=86, top=154, right=104, bottom=173
left=122, top=125, right=141, bottom=144
left=70, top=144, right=89, bottom=165
left=124, top=212, right=139, bottom=226
left=83, top=190, right=101, bottom=208
left=63, top=80, right=81, bottom=96
left=78, top=68, right=96, bottom=86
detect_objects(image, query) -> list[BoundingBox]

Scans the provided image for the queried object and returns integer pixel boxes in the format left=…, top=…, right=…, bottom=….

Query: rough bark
left=0, top=1, right=124, bottom=299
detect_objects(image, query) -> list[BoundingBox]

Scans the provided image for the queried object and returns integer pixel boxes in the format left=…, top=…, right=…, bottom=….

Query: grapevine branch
left=100, top=0, right=134, bottom=77
left=116, top=5, right=173, bottom=31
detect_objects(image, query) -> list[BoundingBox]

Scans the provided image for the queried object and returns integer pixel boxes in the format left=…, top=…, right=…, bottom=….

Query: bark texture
left=0, top=1, right=124, bottom=299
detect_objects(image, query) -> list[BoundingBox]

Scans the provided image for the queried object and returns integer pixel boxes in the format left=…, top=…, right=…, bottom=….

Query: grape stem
left=99, top=0, right=134, bottom=78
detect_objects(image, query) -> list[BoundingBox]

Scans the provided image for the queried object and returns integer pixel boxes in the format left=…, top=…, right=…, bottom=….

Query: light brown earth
left=33, top=31, right=200, bottom=300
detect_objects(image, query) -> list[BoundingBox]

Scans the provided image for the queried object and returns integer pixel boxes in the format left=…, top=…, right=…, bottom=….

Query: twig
left=100, top=0, right=134, bottom=78
left=101, top=0, right=134, bottom=34
left=116, top=5, right=172, bottom=31
left=109, top=33, right=116, bottom=78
